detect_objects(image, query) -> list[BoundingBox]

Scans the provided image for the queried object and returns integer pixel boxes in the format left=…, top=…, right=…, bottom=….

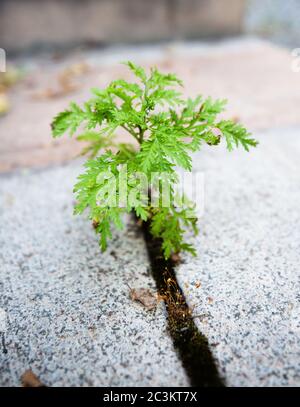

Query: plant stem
left=138, top=125, right=144, bottom=144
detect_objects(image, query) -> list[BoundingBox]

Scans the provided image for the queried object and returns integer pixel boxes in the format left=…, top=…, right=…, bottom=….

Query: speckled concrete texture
left=0, top=162, right=188, bottom=386
left=176, top=127, right=300, bottom=386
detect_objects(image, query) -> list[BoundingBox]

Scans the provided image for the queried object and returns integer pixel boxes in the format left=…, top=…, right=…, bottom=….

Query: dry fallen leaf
left=207, top=296, right=214, bottom=304
left=128, top=286, right=157, bottom=310
left=21, top=370, right=46, bottom=387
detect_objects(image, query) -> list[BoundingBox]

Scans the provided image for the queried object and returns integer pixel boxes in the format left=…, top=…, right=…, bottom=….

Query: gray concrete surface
left=176, top=127, right=300, bottom=386
left=0, top=162, right=188, bottom=386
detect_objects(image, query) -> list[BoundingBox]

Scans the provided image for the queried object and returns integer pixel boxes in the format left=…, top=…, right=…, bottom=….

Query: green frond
left=51, top=60, right=258, bottom=259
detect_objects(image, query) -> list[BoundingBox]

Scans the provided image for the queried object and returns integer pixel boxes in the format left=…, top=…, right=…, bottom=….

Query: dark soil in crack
left=1, top=333, right=8, bottom=354
left=142, top=221, right=225, bottom=387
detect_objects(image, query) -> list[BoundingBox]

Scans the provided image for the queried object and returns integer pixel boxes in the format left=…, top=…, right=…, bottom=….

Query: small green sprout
left=51, top=61, right=258, bottom=259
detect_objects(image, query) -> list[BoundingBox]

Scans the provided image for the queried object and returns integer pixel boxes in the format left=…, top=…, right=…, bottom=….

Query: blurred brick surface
left=0, top=39, right=300, bottom=172
left=0, top=0, right=168, bottom=51
left=245, top=0, right=300, bottom=46
left=173, top=0, right=245, bottom=38
left=0, top=0, right=245, bottom=52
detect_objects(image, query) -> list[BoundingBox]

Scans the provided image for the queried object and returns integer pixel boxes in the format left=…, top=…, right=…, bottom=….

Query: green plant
left=51, top=61, right=258, bottom=259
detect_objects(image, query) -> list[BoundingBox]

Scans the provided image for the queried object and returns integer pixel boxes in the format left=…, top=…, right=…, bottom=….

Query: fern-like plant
left=51, top=62, right=257, bottom=259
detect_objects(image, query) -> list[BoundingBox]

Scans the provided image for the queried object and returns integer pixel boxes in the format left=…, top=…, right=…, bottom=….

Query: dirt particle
left=195, top=281, right=201, bottom=289
left=171, top=253, right=181, bottom=264
left=21, top=370, right=46, bottom=387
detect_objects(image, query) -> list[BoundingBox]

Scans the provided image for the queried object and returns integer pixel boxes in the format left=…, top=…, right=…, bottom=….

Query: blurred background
left=1, top=0, right=300, bottom=51
left=0, top=0, right=300, bottom=172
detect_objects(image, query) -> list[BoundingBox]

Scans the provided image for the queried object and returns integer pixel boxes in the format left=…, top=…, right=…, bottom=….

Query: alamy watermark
left=291, top=48, right=300, bottom=73
left=94, top=167, right=204, bottom=218
left=0, top=48, right=6, bottom=73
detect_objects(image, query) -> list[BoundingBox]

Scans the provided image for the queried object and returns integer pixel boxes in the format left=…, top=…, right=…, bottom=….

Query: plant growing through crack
left=51, top=61, right=258, bottom=259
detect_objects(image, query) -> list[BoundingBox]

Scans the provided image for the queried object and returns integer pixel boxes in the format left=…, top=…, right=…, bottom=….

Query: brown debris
left=33, top=61, right=90, bottom=99
left=92, top=219, right=99, bottom=229
left=195, top=281, right=201, bottom=289
left=128, top=286, right=158, bottom=310
left=0, top=66, right=23, bottom=116
left=231, top=115, right=240, bottom=123
left=171, top=252, right=181, bottom=264
left=0, top=93, right=9, bottom=115
left=21, top=370, right=46, bottom=387
left=0, top=66, right=23, bottom=93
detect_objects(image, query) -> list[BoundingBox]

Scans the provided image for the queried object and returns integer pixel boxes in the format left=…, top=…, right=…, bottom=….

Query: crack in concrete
left=142, top=220, right=225, bottom=387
